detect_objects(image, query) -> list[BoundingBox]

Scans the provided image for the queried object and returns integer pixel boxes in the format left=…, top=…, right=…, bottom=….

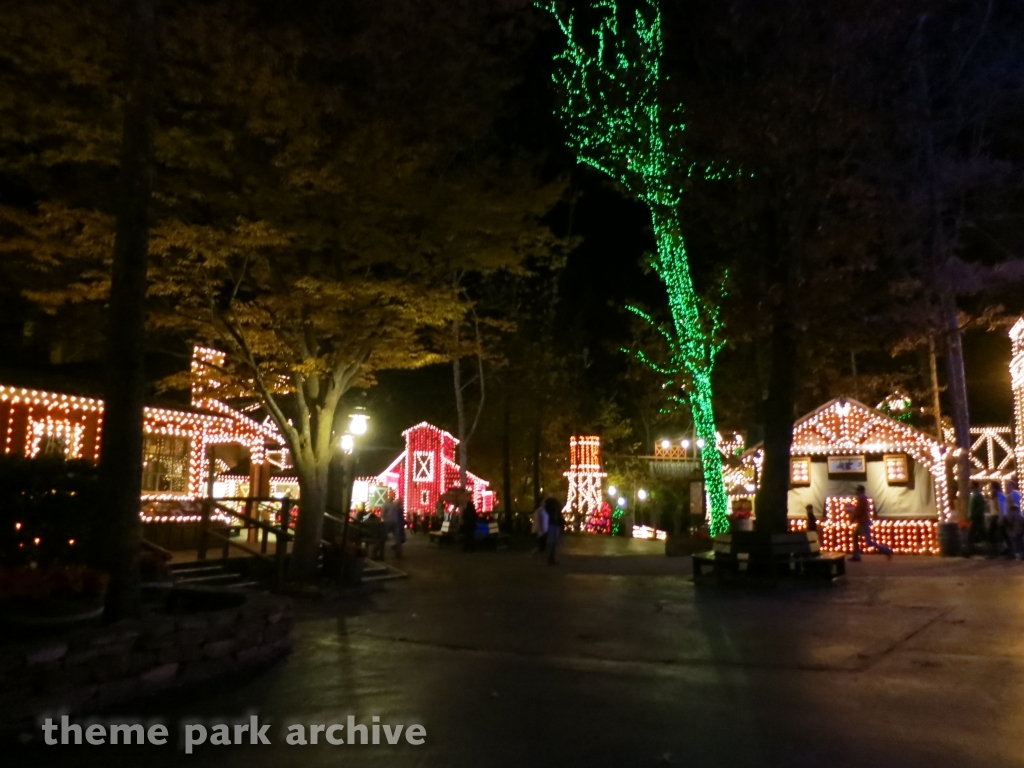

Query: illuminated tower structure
left=563, top=435, right=607, bottom=531
left=1009, top=319, right=1024, bottom=475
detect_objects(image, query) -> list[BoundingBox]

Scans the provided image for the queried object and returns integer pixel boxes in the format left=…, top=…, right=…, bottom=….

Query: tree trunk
left=93, top=0, right=156, bottom=621
left=928, top=334, right=943, bottom=441
left=690, top=371, right=729, bottom=536
left=646, top=205, right=729, bottom=534
left=324, top=406, right=348, bottom=515
left=943, top=298, right=971, bottom=520
left=289, top=465, right=327, bottom=581
left=452, top=319, right=469, bottom=490
left=754, top=305, right=798, bottom=536
left=502, top=389, right=512, bottom=529
left=754, top=210, right=797, bottom=538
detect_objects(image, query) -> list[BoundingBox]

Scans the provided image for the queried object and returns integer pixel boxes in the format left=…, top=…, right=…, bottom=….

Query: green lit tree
left=541, top=0, right=728, bottom=534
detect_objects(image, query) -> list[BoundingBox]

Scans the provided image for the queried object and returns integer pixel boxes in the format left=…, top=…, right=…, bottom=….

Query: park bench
left=692, top=531, right=845, bottom=582
left=429, top=520, right=510, bottom=549
left=692, top=550, right=845, bottom=580
left=428, top=520, right=458, bottom=546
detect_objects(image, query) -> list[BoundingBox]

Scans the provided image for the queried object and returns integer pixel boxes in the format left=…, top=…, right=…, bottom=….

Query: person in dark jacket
left=461, top=500, right=478, bottom=552
left=805, top=504, right=819, bottom=534
left=544, top=497, right=565, bottom=565
left=967, top=481, right=987, bottom=557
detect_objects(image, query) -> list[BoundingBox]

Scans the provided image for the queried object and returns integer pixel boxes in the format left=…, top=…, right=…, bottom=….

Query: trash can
left=937, top=521, right=961, bottom=557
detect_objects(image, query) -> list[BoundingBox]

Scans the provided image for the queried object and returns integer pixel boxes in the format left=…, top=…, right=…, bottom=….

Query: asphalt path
left=13, top=534, right=1024, bottom=768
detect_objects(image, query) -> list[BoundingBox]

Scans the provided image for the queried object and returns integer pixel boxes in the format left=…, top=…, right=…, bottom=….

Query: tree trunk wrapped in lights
left=541, top=0, right=729, bottom=534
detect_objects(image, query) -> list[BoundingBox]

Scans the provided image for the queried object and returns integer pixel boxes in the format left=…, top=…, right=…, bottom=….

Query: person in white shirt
left=532, top=503, right=549, bottom=554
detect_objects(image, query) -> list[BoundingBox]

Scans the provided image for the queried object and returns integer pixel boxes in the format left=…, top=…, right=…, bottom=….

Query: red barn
left=374, top=422, right=495, bottom=516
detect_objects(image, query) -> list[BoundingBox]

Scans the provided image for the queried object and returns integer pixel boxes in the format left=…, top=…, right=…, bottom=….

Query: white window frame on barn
left=413, top=450, right=434, bottom=482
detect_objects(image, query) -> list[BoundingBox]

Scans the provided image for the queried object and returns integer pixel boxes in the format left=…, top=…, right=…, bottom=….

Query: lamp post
left=340, top=410, right=369, bottom=515
left=335, top=410, right=369, bottom=546
left=349, top=412, right=368, bottom=437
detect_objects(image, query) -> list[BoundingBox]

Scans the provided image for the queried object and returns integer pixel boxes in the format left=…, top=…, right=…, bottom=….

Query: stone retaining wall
left=0, top=589, right=294, bottom=730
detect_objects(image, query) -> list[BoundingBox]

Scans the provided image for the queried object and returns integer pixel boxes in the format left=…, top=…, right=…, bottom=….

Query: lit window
left=141, top=435, right=191, bottom=493
left=420, top=490, right=429, bottom=505
left=884, top=454, right=910, bottom=484
left=413, top=451, right=434, bottom=482
left=790, top=457, right=811, bottom=486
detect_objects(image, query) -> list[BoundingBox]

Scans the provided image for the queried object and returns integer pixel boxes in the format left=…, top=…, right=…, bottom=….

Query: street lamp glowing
left=608, top=485, right=618, bottom=497
left=637, top=489, right=648, bottom=502
left=660, top=439, right=670, bottom=450
left=617, top=497, right=627, bottom=508
left=340, top=434, right=355, bottom=454
left=349, top=412, right=368, bottom=436
left=696, top=438, right=706, bottom=449
left=681, top=439, right=690, bottom=450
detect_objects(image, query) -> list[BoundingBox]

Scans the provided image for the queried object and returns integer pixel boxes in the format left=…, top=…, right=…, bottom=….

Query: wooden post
left=198, top=444, right=215, bottom=561
left=275, top=498, right=291, bottom=590
left=340, top=453, right=353, bottom=548
left=246, top=463, right=260, bottom=544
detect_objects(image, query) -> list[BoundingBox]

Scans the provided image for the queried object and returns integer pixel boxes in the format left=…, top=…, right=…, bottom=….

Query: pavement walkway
left=16, top=533, right=1024, bottom=767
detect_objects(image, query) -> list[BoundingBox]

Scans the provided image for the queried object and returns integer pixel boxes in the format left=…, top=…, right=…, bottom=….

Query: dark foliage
left=0, top=455, right=100, bottom=567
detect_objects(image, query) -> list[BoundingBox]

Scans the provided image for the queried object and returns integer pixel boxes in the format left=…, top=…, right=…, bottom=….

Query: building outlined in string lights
left=0, top=347, right=283, bottom=521
left=372, top=422, right=495, bottom=517
left=734, top=397, right=953, bottom=554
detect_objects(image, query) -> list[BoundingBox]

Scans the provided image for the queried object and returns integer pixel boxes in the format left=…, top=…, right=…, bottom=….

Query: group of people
left=968, top=479, right=1024, bottom=558
left=367, top=491, right=404, bottom=559
left=531, top=497, right=566, bottom=565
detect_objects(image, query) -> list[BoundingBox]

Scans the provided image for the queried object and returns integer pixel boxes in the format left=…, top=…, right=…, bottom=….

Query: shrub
left=0, top=454, right=100, bottom=567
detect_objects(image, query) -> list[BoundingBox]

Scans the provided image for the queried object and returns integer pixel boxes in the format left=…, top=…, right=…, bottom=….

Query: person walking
left=532, top=502, right=549, bottom=554
left=1006, top=479, right=1023, bottom=560
left=461, top=500, right=478, bottom=552
left=544, top=497, right=565, bottom=565
left=967, top=481, right=988, bottom=557
left=381, top=491, right=405, bottom=559
left=849, top=485, right=892, bottom=562
left=988, top=480, right=1008, bottom=557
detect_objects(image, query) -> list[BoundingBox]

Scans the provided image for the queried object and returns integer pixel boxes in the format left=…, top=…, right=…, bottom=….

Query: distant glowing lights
left=632, top=525, right=667, bottom=541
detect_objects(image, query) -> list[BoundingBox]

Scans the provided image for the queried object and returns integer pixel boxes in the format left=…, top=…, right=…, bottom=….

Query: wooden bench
left=428, top=520, right=510, bottom=549
left=794, top=552, right=845, bottom=579
left=429, top=520, right=457, bottom=546
left=429, top=530, right=457, bottom=546
left=693, top=549, right=845, bottom=582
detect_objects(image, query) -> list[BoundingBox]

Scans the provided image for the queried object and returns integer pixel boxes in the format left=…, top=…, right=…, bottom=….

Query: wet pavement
left=14, top=534, right=1024, bottom=767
